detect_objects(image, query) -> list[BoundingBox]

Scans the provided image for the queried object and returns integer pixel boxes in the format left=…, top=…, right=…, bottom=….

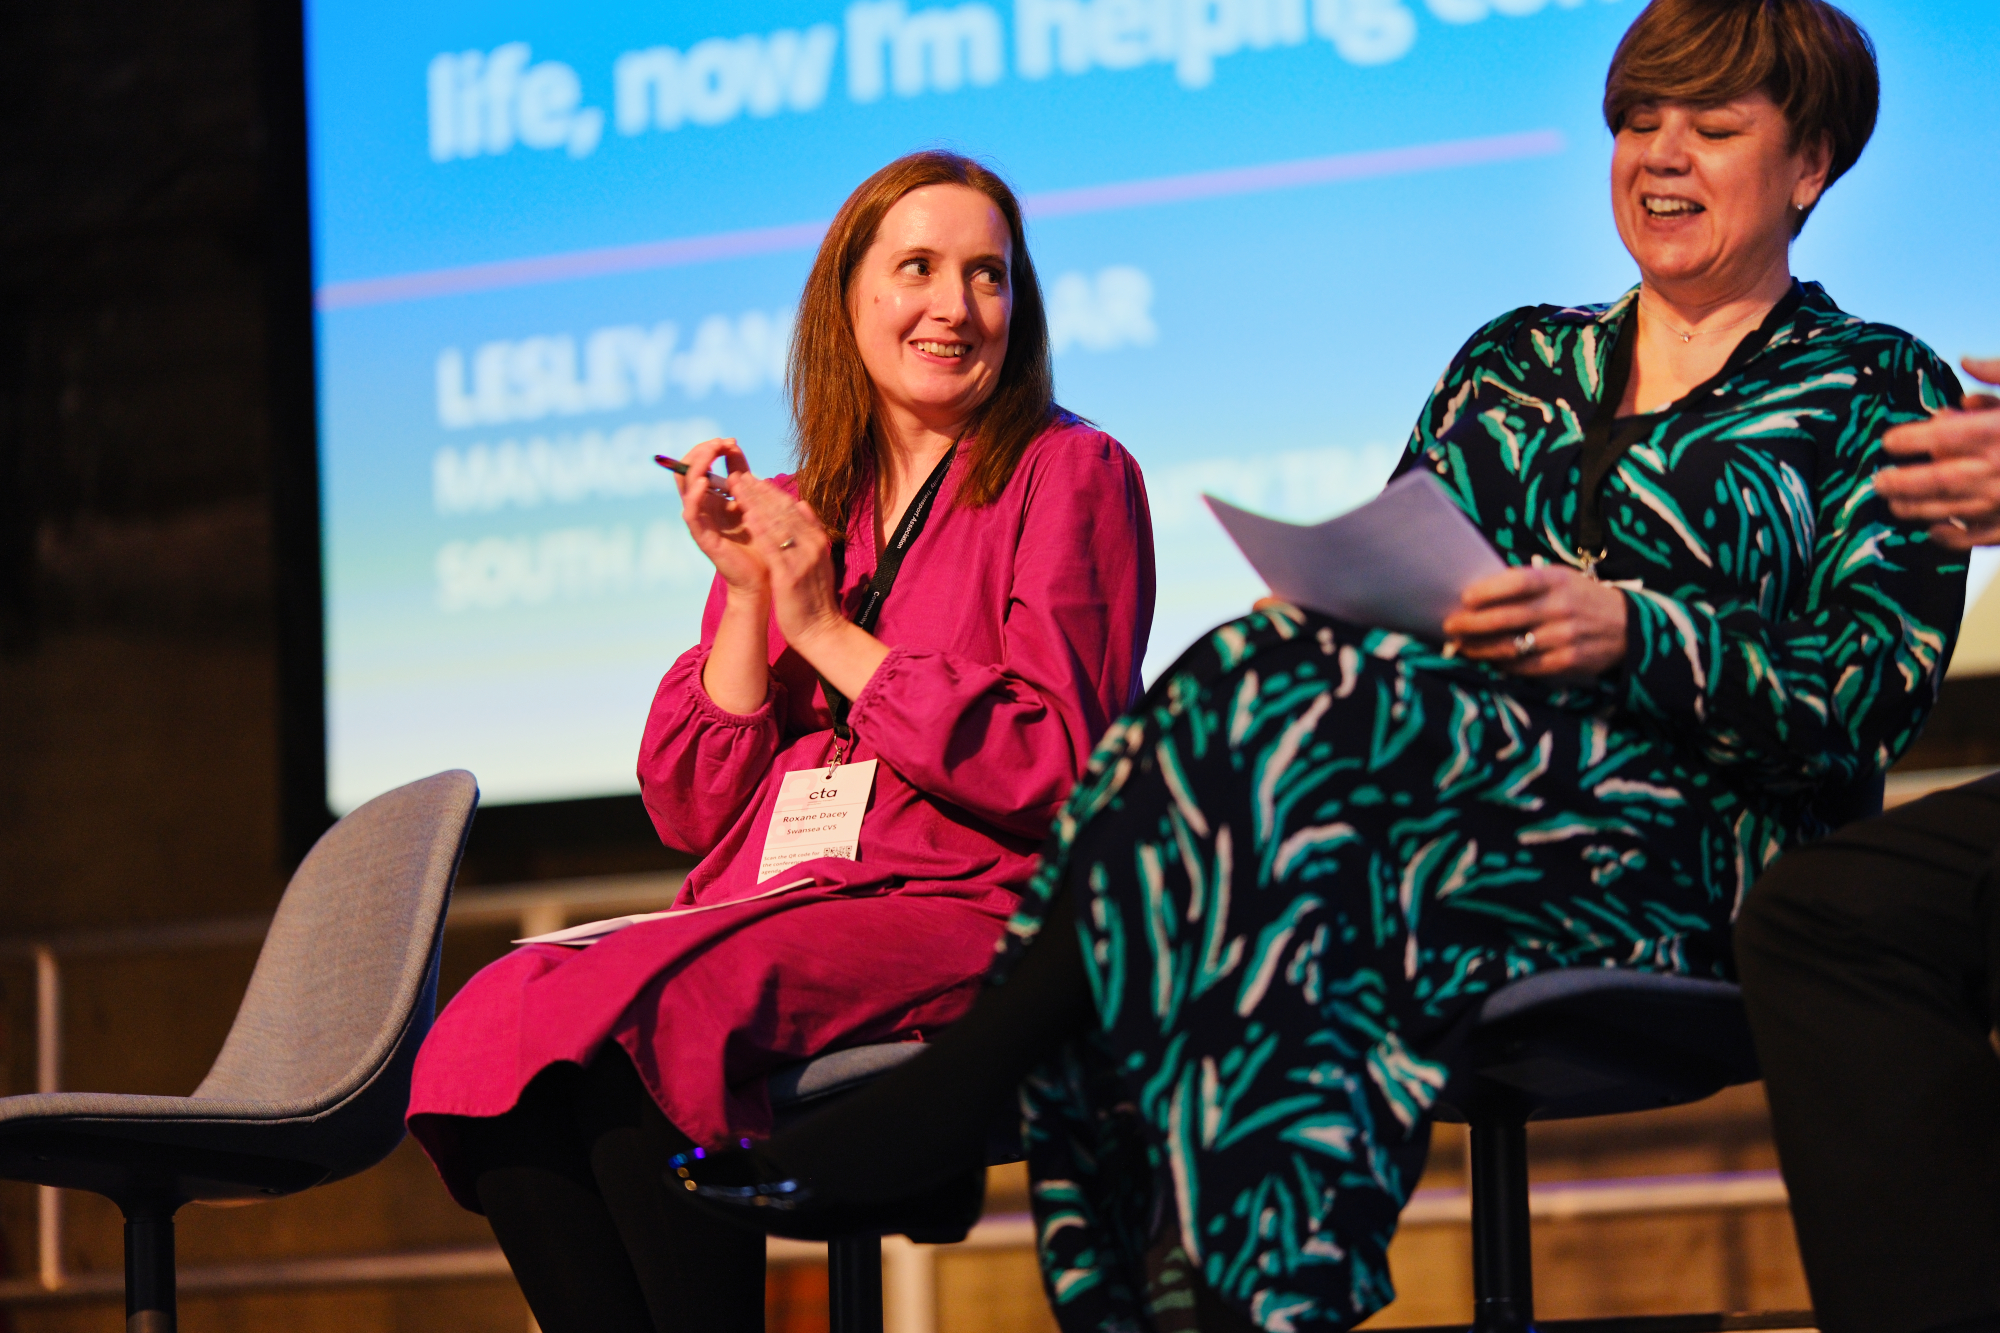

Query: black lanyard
left=821, top=443, right=958, bottom=745
left=1574, top=283, right=1804, bottom=570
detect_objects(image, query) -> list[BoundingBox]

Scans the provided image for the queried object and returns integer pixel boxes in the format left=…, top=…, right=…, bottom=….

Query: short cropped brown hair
left=1603, top=0, right=1879, bottom=233
left=789, top=151, right=1054, bottom=538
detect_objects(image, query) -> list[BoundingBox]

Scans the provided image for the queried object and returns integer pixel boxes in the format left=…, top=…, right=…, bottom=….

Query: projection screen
left=304, top=0, right=2000, bottom=811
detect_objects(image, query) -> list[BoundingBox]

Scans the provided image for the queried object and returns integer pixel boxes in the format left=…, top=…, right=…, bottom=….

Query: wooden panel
left=1366, top=1224, right=1474, bottom=1327
left=768, top=1261, right=829, bottom=1333
left=1536, top=1212, right=1732, bottom=1319
left=936, top=1250, right=1059, bottom=1333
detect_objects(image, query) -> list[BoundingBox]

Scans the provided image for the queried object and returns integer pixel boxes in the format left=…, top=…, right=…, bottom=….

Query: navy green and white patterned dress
left=1002, top=281, right=1966, bottom=1333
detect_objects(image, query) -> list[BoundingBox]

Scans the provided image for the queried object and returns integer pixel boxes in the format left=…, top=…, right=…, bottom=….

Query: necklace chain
left=1639, top=295, right=1765, bottom=344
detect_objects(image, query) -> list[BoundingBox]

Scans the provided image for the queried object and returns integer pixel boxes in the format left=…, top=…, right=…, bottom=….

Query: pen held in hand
left=654, top=454, right=735, bottom=501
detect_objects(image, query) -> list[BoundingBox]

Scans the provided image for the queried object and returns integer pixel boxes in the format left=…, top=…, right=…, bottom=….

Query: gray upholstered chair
left=0, top=769, right=477, bottom=1333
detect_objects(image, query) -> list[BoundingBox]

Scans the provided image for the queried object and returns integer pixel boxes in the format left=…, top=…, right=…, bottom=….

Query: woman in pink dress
left=406, top=150, right=1156, bottom=1333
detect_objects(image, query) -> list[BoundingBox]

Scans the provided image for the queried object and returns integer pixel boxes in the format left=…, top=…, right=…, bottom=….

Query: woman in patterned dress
left=687, top=2, right=1968, bottom=1329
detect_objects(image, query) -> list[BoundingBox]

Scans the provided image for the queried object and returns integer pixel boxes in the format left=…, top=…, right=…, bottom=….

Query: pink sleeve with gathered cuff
left=635, top=575, right=791, bottom=855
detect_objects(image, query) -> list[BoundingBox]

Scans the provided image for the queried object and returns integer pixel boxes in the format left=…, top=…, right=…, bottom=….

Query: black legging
left=1736, top=775, right=2000, bottom=1333
left=453, top=1046, right=766, bottom=1333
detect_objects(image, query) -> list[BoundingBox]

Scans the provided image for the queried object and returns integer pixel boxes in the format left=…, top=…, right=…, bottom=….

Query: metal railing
left=0, top=856, right=1863, bottom=1331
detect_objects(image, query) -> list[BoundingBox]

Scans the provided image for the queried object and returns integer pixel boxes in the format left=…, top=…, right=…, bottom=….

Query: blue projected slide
left=306, top=0, right=2000, bottom=811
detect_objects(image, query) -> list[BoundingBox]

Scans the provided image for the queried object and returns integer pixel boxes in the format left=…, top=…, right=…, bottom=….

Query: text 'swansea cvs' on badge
left=756, top=760, right=878, bottom=883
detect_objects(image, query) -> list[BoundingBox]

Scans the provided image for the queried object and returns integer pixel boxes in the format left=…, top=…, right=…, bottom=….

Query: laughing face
left=1611, top=90, right=1832, bottom=305
left=848, top=184, right=1014, bottom=443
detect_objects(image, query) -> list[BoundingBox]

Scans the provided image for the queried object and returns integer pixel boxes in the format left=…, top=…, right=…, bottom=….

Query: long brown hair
left=788, top=151, right=1055, bottom=536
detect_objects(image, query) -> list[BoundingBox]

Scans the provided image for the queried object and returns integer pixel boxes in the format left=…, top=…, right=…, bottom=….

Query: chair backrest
left=193, top=771, right=477, bottom=1114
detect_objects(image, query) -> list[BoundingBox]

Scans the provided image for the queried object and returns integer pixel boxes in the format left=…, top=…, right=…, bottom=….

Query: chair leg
left=828, top=1234, right=884, bottom=1333
left=1468, top=1118, right=1534, bottom=1333
left=121, top=1201, right=178, bottom=1333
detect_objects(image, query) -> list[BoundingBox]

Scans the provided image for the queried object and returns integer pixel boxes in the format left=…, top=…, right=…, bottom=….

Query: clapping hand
left=675, top=437, right=766, bottom=593
left=1877, top=356, right=2000, bottom=549
left=677, top=440, right=888, bottom=710
left=712, top=469, right=892, bottom=706
left=726, top=476, right=844, bottom=654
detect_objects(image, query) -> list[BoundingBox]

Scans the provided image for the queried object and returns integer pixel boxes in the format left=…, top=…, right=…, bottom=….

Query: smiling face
left=847, top=183, right=1014, bottom=446
left=1611, top=90, right=1832, bottom=307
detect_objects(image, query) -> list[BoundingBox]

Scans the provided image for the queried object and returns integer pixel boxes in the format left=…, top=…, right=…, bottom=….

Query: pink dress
left=408, top=418, right=1155, bottom=1207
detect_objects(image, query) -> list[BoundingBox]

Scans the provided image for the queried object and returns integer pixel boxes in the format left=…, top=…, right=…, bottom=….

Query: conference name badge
left=756, top=760, right=878, bottom=883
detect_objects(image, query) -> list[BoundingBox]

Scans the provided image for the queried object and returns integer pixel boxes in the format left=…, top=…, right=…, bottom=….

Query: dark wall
left=1, top=0, right=279, bottom=652
left=0, top=0, right=291, bottom=933
left=0, top=0, right=680, bottom=939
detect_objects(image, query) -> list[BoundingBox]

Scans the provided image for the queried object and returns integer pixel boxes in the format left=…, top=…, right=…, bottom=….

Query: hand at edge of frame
left=1879, top=356, right=2000, bottom=550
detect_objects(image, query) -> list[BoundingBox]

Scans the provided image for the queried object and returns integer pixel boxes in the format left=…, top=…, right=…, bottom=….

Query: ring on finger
left=777, top=537, right=796, bottom=550
left=1512, top=631, right=1539, bottom=659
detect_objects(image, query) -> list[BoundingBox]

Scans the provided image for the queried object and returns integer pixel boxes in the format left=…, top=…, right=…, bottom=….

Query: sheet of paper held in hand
left=1203, top=472, right=1507, bottom=642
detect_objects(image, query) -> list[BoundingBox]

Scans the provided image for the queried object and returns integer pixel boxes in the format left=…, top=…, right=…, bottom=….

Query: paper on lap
left=1204, top=472, right=1506, bottom=642
left=514, top=876, right=819, bottom=946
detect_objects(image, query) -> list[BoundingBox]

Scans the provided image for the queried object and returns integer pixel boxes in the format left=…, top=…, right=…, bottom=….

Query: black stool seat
left=1426, top=968, right=1767, bottom=1333
left=1438, top=968, right=1760, bottom=1124
left=763, top=1042, right=1023, bottom=1333
left=769, top=1043, right=930, bottom=1121
left=769, top=1041, right=1025, bottom=1165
